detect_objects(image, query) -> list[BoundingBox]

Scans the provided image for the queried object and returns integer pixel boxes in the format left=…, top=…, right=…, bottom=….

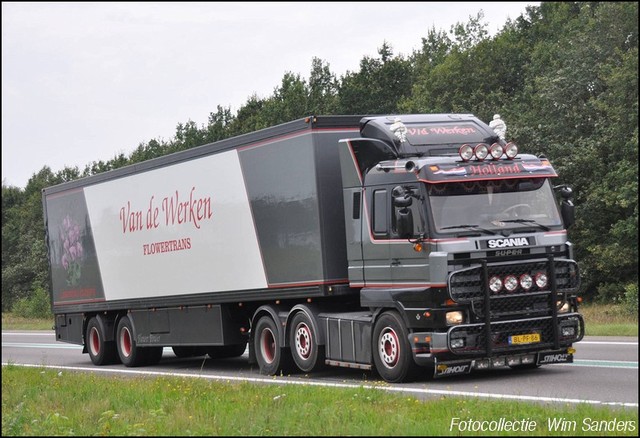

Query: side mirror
left=396, top=208, right=414, bottom=238
left=393, top=185, right=416, bottom=238
left=556, top=186, right=575, bottom=228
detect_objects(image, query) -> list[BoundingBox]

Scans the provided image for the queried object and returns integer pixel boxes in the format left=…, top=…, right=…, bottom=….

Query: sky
left=2, top=2, right=538, bottom=189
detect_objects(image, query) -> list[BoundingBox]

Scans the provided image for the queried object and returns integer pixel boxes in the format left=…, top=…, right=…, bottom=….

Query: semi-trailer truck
left=42, top=114, right=584, bottom=382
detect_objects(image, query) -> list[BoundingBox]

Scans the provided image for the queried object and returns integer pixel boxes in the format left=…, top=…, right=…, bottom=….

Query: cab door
left=388, top=184, right=430, bottom=287
left=361, top=187, right=391, bottom=286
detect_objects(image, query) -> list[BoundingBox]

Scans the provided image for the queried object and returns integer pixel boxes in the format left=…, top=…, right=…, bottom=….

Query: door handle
left=391, top=258, right=401, bottom=266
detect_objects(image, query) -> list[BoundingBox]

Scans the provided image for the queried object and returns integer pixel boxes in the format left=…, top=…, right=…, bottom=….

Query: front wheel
left=253, top=315, right=291, bottom=375
left=372, top=311, right=419, bottom=383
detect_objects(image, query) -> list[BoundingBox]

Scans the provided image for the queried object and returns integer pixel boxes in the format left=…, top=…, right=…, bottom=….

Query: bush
left=623, top=283, right=638, bottom=318
left=12, top=286, right=51, bottom=319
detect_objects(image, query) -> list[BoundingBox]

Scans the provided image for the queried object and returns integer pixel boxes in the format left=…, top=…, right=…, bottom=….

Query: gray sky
left=2, top=2, right=537, bottom=189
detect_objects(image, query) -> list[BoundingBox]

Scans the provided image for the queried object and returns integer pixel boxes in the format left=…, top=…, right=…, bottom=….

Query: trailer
left=43, top=114, right=584, bottom=382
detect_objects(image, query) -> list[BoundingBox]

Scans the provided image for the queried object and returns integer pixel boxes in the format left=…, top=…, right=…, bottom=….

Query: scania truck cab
left=336, top=114, right=583, bottom=381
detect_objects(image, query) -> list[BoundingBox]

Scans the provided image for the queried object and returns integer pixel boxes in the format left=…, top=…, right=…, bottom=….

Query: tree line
left=2, top=2, right=637, bottom=314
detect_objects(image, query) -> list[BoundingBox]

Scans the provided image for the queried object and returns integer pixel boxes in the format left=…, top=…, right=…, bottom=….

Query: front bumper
left=409, top=312, right=584, bottom=377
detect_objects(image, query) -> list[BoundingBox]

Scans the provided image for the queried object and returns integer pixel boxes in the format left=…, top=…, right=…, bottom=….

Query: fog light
left=451, top=338, right=465, bottom=349
left=504, top=275, right=518, bottom=292
left=489, top=276, right=503, bottom=293
left=475, top=359, right=490, bottom=370
left=520, top=274, right=533, bottom=290
left=489, top=143, right=504, bottom=160
left=446, top=311, right=464, bottom=325
left=507, top=356, right=521, bottom=366
left=492, top=357, right=506, bottom=367
left=505, top=142, right=518, bottom=159
left=521, top=355, right=536, bottom=365
left=535, top=272, right=548, bottom=288
left=561, top=326, right=576, bottom=337
left=474, top=143, right=489, bottom=160
left=459, top=144, right=474, bottom=161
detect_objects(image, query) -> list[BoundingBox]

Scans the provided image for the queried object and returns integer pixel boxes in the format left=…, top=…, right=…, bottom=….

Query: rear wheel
left=289, top=312, right=324, bottom=373
left=372, top=311, right=419, bottom=383
left=116, top=315, right=147, bottom=367
left=85, top=317, right=118, bottom=365
left=253, top=315, right=291, bottom=375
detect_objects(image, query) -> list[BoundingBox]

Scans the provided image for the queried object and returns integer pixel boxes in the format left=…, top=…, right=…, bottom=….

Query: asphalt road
left=2, top=331, right=637, bottom=409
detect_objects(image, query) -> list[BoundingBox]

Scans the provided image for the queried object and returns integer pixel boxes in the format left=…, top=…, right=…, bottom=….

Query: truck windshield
left=427, top=179, right=563, bottom=235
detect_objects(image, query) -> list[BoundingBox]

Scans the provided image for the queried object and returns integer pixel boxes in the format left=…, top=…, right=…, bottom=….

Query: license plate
left=509, top=333, right=540, bottom=345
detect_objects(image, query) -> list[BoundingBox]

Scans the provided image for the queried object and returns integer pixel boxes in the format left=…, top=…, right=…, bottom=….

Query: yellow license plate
left=509, top=333, right=541, bottom=345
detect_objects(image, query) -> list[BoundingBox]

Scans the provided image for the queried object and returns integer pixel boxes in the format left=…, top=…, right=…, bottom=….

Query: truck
left=42, top=113, right=584, bottom=382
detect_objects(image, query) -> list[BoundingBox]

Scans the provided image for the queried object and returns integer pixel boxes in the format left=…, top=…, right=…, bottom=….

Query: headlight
left=446, top=311, right=464, bottom=325
left=557, top=301, right=570, bottom=313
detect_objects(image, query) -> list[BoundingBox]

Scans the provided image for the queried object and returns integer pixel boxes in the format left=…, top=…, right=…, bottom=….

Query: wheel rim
left=120, top=326, right=132, bottom=358
left=379, top=328, right=399, bottom=368
left=259, top=327, right=276, bottom=364
left=294, top=323, right=312, bottom=359
left=89, top=326, right=100, bottom=357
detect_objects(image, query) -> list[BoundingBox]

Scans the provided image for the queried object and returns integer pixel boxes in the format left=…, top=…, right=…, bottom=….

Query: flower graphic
left=60, top=215, right=84, bottom=286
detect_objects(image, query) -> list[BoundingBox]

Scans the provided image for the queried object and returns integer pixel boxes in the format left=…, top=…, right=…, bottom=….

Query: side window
left=372, top=189, right=388, bottom=236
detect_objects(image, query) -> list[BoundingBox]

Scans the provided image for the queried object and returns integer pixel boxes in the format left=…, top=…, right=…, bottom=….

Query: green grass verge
left=2, top=366, right=637, bottom=436
left=580, top=303, right=638, bottom=337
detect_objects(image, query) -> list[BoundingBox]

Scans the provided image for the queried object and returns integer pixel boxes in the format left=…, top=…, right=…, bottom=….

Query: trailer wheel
left=86, top=317, right=118, bottom=365
left=372, top=311, right=418, bottom=383
left=116, top=315, right=147, bottom=367
left=289, top=312, right=324, bottom=373
left=254, top=315, right=291, bottom=375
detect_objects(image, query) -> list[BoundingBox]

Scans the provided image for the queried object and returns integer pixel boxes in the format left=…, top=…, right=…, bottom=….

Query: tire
left=172, top=346, right=207, bottom=358
left=372, top=311, right=419, bottom=383
left=85, top=317, right=118, bottom=365
left=207, top=343, right=247, bottom=359
left=289, top=312, right=324, bottom=373
left=116, top=315, right=147, bottom=367
left=253, top=315, right=292, bottom=375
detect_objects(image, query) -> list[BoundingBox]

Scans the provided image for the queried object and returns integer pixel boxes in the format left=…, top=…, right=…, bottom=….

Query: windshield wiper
left=501, top=219, right=550, bottom=231
left=440, top=224, right=497, bottom=235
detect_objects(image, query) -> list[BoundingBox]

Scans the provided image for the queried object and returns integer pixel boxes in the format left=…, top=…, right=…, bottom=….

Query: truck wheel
left=86, top=317, right=118, bottom=365
left=207, top=343, right=247, bottom=359
left=254, top=315, right=291, bottom=375
left=116, top=315, right=147, bottom=367
left=372, top=311, right=418, bottom=383
left=289, top=312, right=324, bottom=373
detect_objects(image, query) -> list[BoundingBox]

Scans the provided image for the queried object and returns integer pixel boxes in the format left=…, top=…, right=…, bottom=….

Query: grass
left=1, top=313, right=54, bottom=331
left=2, top=366, right=638, bottom=436
left=580, top=303, right=638, bottom=337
